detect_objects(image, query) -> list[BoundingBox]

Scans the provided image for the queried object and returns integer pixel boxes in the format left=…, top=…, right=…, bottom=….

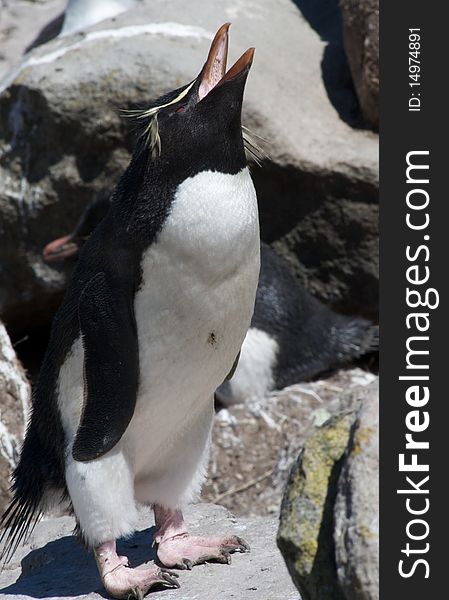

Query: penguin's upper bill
left=197, top=22, right=255, bottom=101
left=127, top=23, right=255, bottom=157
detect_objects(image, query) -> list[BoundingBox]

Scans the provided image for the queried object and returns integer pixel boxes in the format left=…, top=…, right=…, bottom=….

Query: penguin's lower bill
left=1, top=22, right=258, bottom=600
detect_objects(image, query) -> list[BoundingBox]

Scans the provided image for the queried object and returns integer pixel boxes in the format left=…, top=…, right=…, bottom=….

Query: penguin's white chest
left=128, top=168, right=260, bottom=471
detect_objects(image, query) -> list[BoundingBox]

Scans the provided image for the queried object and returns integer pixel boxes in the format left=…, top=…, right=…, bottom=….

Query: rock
left=0, top=503, right=300, bottom=600
left=277, top=411, right=353, bottom=599
left=277, top=382, right=378, bottom=600
left=0, top=322, right=30, bottom=515
left=340, top=0, right=379, bottom=130
left=272, top=196, right=378, bottom=319
left=203, top=369, right=376, bottom=517
left=0, top=0, right=378, bottom=335
left=334, top=386, right=379, bottom=600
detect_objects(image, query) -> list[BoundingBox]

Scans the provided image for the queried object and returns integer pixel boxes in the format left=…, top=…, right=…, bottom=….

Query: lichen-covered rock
left=334, top=386, right=379, bottom=600
left=277, top=411, right=354, bottom=599
left=0, top=0, right=378, bottom=336
left=0, top=322, right=30, bottom=514
left=340, top=0, right=379, bottom=130
left=203, top=369, right=376, bottom=517
left=277, top=382, right=378, bottom=600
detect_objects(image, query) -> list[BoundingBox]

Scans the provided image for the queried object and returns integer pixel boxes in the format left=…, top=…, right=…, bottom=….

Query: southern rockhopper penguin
left=1, top=24, right=258, bottom=597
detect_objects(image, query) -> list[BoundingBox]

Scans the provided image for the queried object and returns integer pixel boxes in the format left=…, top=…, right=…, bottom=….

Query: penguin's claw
left=231, top=537, right=251, bottom=552
left=214, top=550, right=231, bottom=565
left=181, top=558, right=193, bottom=570
left=128, top=586, right=143, bottom=600
left=161, top=570, right=181, bottom=587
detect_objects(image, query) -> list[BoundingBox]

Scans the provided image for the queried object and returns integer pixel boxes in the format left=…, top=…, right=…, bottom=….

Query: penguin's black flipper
left=73, top=271, right=139, bottom=462
left=224, top=351, right=241, bottom=381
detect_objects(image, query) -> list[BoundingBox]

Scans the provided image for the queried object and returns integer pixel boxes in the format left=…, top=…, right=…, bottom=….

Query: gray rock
left=0, top=321, right=30, bottom=515
left=334, top=385, right=379, bottom=600
left=272, top=196, right=378, bottom=319
left=0, top=503, right=300, bottom=600
left=0, top=0, right=378, bottom=334
left=340, top=0, right=379, bottom=130
left=277, top=382, right=378, bottom=600
left=203, top=369, right=376, bottom=518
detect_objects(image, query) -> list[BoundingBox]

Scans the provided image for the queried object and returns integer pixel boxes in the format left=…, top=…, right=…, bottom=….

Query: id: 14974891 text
left=409, top=28, right=421, bottom=112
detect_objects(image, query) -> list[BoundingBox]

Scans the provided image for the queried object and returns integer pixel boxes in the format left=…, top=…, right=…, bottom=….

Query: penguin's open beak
left=198, top=23, right=255, bottom=101
left=43, top=234, right=81, bottom=262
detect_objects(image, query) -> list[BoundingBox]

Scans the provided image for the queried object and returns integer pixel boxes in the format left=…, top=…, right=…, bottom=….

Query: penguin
left=61, top=0, right=142, bottom=37
left=44, top=211, right=378, bottom=405
left=1, top=24, right=258, bottom=598
left=24, top=0, right=142, bottom=55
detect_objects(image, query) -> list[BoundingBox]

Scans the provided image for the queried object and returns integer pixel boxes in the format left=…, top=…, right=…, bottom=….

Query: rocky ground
left=203, top=368, right=376, bottom=517
left=0, top=503, right=300, bottom=600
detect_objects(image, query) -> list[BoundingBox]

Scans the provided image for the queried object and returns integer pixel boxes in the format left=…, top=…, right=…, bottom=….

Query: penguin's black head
left=133, top=23, right=255, bottom=175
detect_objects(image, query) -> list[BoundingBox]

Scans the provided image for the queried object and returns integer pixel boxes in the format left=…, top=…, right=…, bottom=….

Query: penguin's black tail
left=289, top=314, right=378, bottom=384
left=0, top=427, right=45, bottom=566
left=331, top=317, right=379, bottom=363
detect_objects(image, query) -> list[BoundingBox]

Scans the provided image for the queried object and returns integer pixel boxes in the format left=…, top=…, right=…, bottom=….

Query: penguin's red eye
left=175, top=106, right=185, bottom=113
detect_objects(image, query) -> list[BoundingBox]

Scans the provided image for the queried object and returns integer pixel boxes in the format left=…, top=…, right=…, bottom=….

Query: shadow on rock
left=1, top=527, right=156, bottom=598
left=293, top=0, right=363, bottom=128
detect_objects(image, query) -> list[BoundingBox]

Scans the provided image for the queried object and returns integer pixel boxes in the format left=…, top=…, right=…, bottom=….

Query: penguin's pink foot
left=157, top=533, right=250, bottom=569
left=95, top=540, right=179, bottom=599
left=153, top=506, right=250, bottom=570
